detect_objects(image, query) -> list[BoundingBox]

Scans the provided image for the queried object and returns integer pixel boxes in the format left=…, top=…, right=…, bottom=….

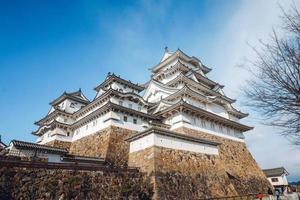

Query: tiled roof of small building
left=11, top=140, right=68, bottom=154
left=263, top=167, right=289, bottom=177
left=61, top=155, right=106, bottom=164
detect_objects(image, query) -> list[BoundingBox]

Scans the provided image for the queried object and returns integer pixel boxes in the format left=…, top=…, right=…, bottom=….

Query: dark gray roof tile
left=11, top=140, right=68, bottom=155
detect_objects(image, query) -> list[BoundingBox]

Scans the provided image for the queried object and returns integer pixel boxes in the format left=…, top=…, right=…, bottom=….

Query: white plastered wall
left=167, top=112, right=245, bottom=142
left=267, top=175, right=289, bottom=186
left=8, top=145, right=63, bottom=163
left=72, top=111, right=148, bottom=141
left=129, top=133, right=219, bottom=155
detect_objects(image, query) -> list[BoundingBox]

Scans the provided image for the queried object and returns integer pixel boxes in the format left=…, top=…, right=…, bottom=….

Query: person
left=268, top=188, right=274, bottom=200
left=275, top=189, right=280, bottom=200
left=283, top=186, right=299, bottom=200
left=257, top=192, right=263, bottom=200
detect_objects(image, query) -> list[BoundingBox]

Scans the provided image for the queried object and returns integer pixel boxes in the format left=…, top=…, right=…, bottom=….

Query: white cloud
left=207, top=0, right=300, bottom=181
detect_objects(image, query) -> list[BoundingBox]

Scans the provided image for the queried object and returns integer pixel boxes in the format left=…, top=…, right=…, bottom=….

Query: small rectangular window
left=133, top=119, right=137, bottom=124
left=271, top=178, right=279, bottom=182
left=119, top=101, right=123, bottom=106
left=124, top=116, right=127, bottom=122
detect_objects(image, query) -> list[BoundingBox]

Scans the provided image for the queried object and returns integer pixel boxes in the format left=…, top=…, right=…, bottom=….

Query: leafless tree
left=243, top=3, right=300, bottom=145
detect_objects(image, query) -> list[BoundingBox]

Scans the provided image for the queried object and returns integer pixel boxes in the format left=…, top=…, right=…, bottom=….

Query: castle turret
left=33, top=89, right=89, bottom=148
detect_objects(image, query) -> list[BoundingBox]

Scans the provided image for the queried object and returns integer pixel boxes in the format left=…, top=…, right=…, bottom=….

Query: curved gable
left=143, top=80, right=178, bottom=103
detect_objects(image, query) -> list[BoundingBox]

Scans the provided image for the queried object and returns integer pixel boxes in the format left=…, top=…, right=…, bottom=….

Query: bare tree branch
left=242, top=3, right=300, bottom=145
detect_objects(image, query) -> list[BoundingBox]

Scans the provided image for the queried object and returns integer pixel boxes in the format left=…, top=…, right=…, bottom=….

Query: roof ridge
left=11, top=139, right=68, bottom=153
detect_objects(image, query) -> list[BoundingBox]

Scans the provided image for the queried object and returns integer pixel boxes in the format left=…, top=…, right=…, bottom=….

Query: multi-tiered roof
left=33, top=89, right=89, bottom=137
left=33, top=47, right=252, bottom=145
left=144, top=48, right=251, bottom=134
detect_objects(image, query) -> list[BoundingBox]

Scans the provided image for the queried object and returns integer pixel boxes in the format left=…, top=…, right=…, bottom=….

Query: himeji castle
left=6, top=47, right=271, bottom=199
left=34, top=47, right=250, bottom=146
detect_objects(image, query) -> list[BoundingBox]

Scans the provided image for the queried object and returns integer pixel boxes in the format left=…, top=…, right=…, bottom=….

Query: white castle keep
left=6, top=48, right=272, bottom=199
left=32, top=47, right=251, bottom=155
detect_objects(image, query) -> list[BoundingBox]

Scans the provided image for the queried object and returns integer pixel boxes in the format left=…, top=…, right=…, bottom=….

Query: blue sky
left=0, top=0, right=299, bottom=181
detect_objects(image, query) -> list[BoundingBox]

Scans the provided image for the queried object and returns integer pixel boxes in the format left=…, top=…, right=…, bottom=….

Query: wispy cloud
left=207, top=0, right=300, bottom=181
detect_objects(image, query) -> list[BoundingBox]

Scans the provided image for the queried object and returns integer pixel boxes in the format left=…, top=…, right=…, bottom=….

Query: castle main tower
left=32, top=48, right=271, bottom=199
left=127, top=48, right=271, bottom=199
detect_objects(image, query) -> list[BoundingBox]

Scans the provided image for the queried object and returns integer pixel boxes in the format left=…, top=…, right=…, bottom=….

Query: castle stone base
left=0, top=166, right=153, bottom=200
left=45, top=140, right=71, bottom=150
left=69, top=126, right=137, bottom=167
left=42, top=126, right=271, bottom=199
left=128, top=127, right=271, bottom=200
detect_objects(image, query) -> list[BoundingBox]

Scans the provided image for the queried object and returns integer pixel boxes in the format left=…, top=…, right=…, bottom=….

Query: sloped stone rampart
left=69, top=126, right=137, bottom=167
left=0, top=166, right=153, bottom=200
left=105, top=126, right=138, bottom=167
left=128, top=145, right=155, bottom=174
left=128, top=127, right=272, bottom=200
left=45, top=140, right=71, bottom=150
left=69, top=127, right=111, bottom=158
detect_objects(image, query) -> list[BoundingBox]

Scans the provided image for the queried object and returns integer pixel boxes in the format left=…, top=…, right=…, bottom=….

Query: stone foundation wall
left=173, top=127, right=271, bottom=193
left=128, top=127, right=272, bottom=200
left=69, top=126, right=137, bottom=167
left=105, top=126, right=137, bottom=167
left=69, top=127, right=111, bottom=158
left=45, top=140, right=71, bottom=150
left=128, top=146, right=155, bottom=174
left=0, top=166, right=153, bottom=200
